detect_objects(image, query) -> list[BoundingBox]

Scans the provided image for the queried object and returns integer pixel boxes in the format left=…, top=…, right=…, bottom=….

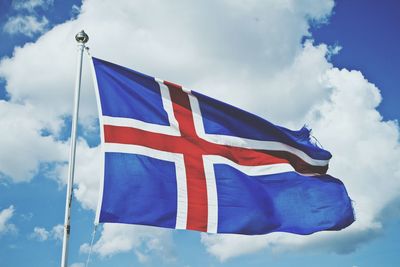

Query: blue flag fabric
left=92, top=57, right=354, bottom=235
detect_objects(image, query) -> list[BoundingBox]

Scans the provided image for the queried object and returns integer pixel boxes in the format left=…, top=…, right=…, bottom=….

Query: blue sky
left=0, top=1, right=399, bottom=267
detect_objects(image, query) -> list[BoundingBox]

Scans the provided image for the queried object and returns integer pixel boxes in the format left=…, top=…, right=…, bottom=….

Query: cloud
left=0, top=0, right=399, bottom=263
left=0, top=101, right=67, bottom=182
left=71, top=4, right=81, bottom=17
left=30, top=227, right=49, bottom=241
left=13, top=0, right=54, bottom=12
left=253, top=40, right=334, bottom=126
left=80, top=224, right=176, bottom=263
left=51, top=224, right=64, bottom=241
left=201, top=233, right=271, bottom=261
left=69, top=263, right=84, bottom=267
left=3, top=0, right=54, bottom=37
left=73, top=141, right=101, bottom=210
left=3, top=15, right=49, bottom=37
left=30, top=224, right=64, bottom=241
left=0, top=205, right=17, bottom=236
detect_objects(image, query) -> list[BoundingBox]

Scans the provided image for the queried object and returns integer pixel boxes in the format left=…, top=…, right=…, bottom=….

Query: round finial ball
left=75, top=30, right=89, bottom=44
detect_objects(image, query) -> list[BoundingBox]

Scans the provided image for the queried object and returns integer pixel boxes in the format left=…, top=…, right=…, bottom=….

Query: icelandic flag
left=91, top=57, right=354, bottom=235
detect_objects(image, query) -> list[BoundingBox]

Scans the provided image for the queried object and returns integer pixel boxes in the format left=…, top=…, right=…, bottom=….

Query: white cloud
left=69, top=263, right=84, bottom=267
left=73, top=141, right=101, bottom=210
left=201, top=233, right=269, bottom=261
left=80, top=224, right=175, bottom=263
left=0, top=101, right=67, bottom=182
left=31, top=227, right=49, bottom=241
left=0, top=205, right=17, bottom=235
left=253, top=40, right=334, bottom=126
left=51, top=224, right=64, bottom=241
left=3, top=15, right=49, bottom=37
left=30, top=224, right=64, bottom=241
left=0, top=0, right=399, bottom=263
left=3, top=0, right=54, bottom=37
left=13, top=0, right=54, bottom=12
left=71, top=4, right=81, bottom=17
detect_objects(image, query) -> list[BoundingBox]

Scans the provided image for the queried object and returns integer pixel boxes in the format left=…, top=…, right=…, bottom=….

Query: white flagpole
left=60, top=30, right=89, bottom=267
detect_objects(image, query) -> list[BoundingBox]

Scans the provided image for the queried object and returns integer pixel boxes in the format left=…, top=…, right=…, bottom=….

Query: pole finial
left=75, top=30, right=89, bottom=44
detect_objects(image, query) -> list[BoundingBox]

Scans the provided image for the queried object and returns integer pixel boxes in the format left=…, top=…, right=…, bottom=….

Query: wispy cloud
left=13, top=0, right=54, bottom=12
left=30, top=227, right=49, bottom=241
left=30, top=224, right=63, bottom=241
left=3, top=15, right=49, bottom=37
left=0, top=205, right=17, bottom=236
left=3, top=0, right=54, bottom=37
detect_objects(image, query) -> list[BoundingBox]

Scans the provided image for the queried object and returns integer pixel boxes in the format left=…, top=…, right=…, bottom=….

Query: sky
left=0, top=0, right=399, bottom=267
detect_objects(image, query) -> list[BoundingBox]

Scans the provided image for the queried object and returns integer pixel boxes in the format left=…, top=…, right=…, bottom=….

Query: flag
left=91, top=57, right=354, bottom=235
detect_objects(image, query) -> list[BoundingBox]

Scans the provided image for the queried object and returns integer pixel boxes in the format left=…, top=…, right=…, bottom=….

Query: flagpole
left=60, top=30, right=89, bottom=267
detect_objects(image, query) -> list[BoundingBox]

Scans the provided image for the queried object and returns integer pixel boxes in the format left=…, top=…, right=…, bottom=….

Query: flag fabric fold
left=91, top=57, right=354, bottom=235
